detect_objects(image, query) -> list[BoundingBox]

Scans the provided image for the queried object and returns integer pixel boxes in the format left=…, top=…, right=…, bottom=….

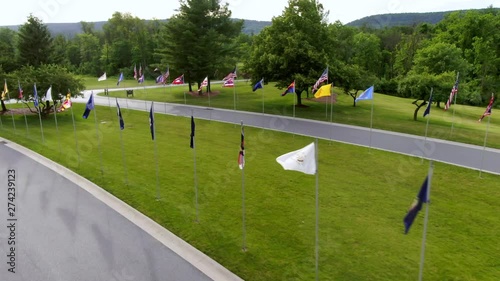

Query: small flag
left=138, top=74, right=145, bottom=84
left=444, top=78, right=459, bottom=111
left=139, top=65, right=143, bottom=77
left=252, top=78, right=264, bottom=92
left=155, top=75, right=165, bottom=84
left=18, top=81, right=23, bottom=99
left=117, top=72, right=124, bottom=86
left=60, top=93, right=72, bottom=111
left=423, top=92, right=433, bottom=117
left=116, top=99, right=125, bottom=130
left=172, top=74, right=184, bottom=85
left=164, top=67, right=170, bottom=80
left=281, top=81, right=295, bottom=96
left=238, top=125, right=245, bottom=169
left=190, top=116, right=195, bottom=149
left=276, top=142, right=316, bottom=175
left=312, top=68, right=328, bottom=93
left=355, top=86, right=374, bottom=102
left=98, top=72, right=107, bottom=81
left=223, top=77, right=234, bottom=87
left=478, top=94, right=494, bottom=122
left=82, top=93, right=94, bottom=119
left=149, top=102, right=155, bottom=140
left=1, top=80, right=8, bottom=101
left=133, top=64, right=137, bottom=80
left=313, top=83, right=332, bottom=99
left=45, top=86, right=52, bottom=101
left=199, top=76, right=208, bottom=90
left=223, top=66, right=237, bottom=81
left=33, top=83, right=39, bottom=107
left=403, top=176, right=430, bottom=234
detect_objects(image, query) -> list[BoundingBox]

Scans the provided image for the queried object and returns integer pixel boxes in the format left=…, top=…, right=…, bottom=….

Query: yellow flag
left=314, top=83, right=332, bottom=98
left=1, top=81, right=6, bottom=100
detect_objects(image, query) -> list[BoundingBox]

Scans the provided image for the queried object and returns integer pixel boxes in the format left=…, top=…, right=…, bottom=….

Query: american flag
left=18, top=81, right=23, bottom=99
left=199, top=76, right=208, bottom=90
left=223, top=66, right=237, bottom=81
left=444, top=78, right=459, bottom=111
left=312, top=68, right=328, bottom=93
left=172, top=74, right=184, bottom=85
left=478, top=94, right=495, bottom=122
left=223, top=77, right=234, bottom=87
left=133, top=64, right=137, bottom=80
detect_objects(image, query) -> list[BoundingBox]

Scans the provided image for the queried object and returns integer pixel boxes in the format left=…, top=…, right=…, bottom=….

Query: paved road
left=0, top=141, right=242, bottom=281
left=77, top=89, right=500, bottom=175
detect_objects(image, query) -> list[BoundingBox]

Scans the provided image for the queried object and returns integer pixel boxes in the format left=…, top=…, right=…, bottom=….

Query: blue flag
left=82, top=93, right=94, bottom=119
left=423, top=92, right=433, bottom=117
left=252, top=78, right=264, bottom=92
left=149, top=102, right=155, bottom=140
left=33, top=83, right=39, bottom=107
left=281, top=81, right=295, bottom=96
left=355, top=86, right=374, bottom=102
left=403, top=176, right=429, bottom=234
left=117, top=72, right=124, bottom=86
left=116, top=99, right=124, bottom=130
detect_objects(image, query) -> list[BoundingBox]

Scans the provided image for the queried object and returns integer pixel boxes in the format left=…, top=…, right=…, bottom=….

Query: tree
left=412, top=42, right=469, bottom=75
left=335, top=63, right=377, bottom=107
left=158, top=0, right=243, bottom=92
left=0, top=28, right=18, bottom=73
left=246, top=0, right=331, bottom=105
left=17, top=15, right=54, bottom=67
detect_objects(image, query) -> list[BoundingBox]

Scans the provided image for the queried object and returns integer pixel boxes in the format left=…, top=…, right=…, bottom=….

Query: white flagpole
left=35, top=83, right=45, bottom=143
left=479, top=113, right=491, bottom=178
left=191, top=112, right=199, bottom=222
left=52, top=97, right=62, bottom=157
left=5, top=80, right=17, bottom=134
left=293, top=80, right=296, bottom=118
left=418, top=160, right=433, bottom=281
left=368, top=94, right=374, bottom=150
left=69, top=99, right=80, bottom=166
left=117, top=98, right=128, bottom=185
left=262, top=78, right=265, bottom=114
left=93, top=101, right=104, bottom=175
left=152, top=102, right=161, bottom=200
left=325, top=67, right=329, bottom=120
left=450, top=72, right=459, bottom=135
left=314, top=138, right=320, bottom=281
left=233, top=80, right=237, bottom=110
left=241, top=121, right=247, bottom=251
left=422, top=88, right=433, bottom=162
left=22, top=102, right=29, bottom=137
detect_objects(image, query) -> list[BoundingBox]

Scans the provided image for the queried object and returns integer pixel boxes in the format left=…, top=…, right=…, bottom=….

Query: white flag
left=276, top=142, right=316, bottom=175
left=45, top=86, right=52, bottom=101
left=98, top=72, right=107, bottom=81
left=199, top=76, right=208, bottom=90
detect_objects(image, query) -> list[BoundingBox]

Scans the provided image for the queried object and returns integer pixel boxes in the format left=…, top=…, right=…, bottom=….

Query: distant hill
left=1, top=19, right=271, bottom=37
left=347, top=8, right=500, bottom=28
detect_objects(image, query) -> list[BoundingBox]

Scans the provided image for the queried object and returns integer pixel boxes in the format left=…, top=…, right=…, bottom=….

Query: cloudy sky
left=1, top=0, right=498, bottom=26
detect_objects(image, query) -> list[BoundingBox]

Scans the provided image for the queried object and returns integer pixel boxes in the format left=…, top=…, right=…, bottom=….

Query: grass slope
left=0, top=103, right=499, bottom=280
left=91, top=79, right=500, bottom=149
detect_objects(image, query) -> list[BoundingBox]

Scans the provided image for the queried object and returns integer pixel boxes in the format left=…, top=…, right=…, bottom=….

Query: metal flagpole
left=293, top=81, right=296, bottom=118
left=192, top=113, right=199, bottom=222
left=368, top=95, right=374, bottom=150
left=117, top=98, right=128, bottom=185
left=35, top=83, right=45, bottom=143
left=53, top=98, right=62, bottom=157
left=93, top=102, right=104, bottom=175
left=262, top=79, right=265, bottom=114
left=479, top=114, right=491, bottom=178
left=152, top=102, right=161, bottom=200
left=422, top=88, right=433, bottom=163
left=241, top=121, right=247, bottom=251
left=330, top=86, right=335, bottom=143
left=22, top=102, right=29, bottom=137
left=325, top=68, right=329, bottom=120
left=314, top=138, right=320, bottom=281
left=233, top=81, right=237, bottom=110
left=69, top=99, right=80, bottom=166
left=0, top=111, right=3, bottom=129
left=418, top=160, right=434, bottom=281
left=450, top=72, right=459, bottom=136
left=5, top=80, right=16, bottom=134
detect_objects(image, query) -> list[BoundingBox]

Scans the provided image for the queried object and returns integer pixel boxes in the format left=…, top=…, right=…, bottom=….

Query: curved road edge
left=0, top=137, right=244, bottom=281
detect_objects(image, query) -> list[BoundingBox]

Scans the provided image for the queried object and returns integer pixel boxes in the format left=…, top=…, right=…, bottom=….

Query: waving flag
left=1, top=80, right=7, bottom=101
left=282, top=81, right=295, bottom=96
left=139, top=65, right=143, bottom=77
left=238, top=125, right=245, bottom=169
left=116, top=99, right=125, bottom=130
left=403, top=176, right=430, bottom=234
left=156, top=75, right=165, bottom=84
left=138, top=74, right=145, bottom=84
left=133, top=64, right=137, bottom=80
left=149, top=102, right=155, bottom=140
left=33, top=83, right=39, bottom=107
left=223, top=77, right=234, bottom=87
left=18, top=81, right=23, bottom=99
left=223, top=66, right=237, bottom=81
left=190, top=116, right=195, bottom=149
left=60, top=93, right=72, bottom=112
left=45, top=86, right=52, bottom=101
left=252, top=78, right=264, bottom=92
left=172, top=74, right=184, bottom=85
left=276, top=142, right=316, bottom=175
left=199, top=76, right=208, bottom=90
left=82, top=93, right=94, bottom=119
left=313, top=84, right=332, bottom=99
left=312, top=68, right=328, bottom=93
left=98, top=72, right=107, bottom=81
left=355, top=86, right=374, bottom=102
left=423, top=92, right=433, bottom=117
left=478, top=94, right=495, bottom=122
left=444, top=78, right=459, bottom=111
left=117, top=72, right=124, bottom=86
left=164, top=67, right=170, bottom=80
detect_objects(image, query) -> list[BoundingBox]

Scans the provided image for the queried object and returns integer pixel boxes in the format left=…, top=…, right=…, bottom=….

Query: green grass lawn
left=0, top=103, right=499, bottom=280
left=93, top=79, right=500, bottom=149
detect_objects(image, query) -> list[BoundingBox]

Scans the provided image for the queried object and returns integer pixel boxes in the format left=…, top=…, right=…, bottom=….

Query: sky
left=1, top=0, right=498, bottom=26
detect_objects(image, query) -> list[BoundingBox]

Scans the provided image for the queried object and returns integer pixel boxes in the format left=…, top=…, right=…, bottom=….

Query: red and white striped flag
left=444, top=78, right=459, bottom=111
left=199, top=76, right=208, bottom=90
left=312, top=68, right=328, bottom=93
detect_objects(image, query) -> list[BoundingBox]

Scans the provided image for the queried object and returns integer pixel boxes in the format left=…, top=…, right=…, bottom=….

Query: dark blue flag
left=117, top=72, right=124, bottom=86
left=33, top=83, right=39, bottom=107
left=190, top=116, right=195, bottom=148
left=149, top=102, right=155, bottom=140
left=252, top=78, right=264, bottom=92
left=403, top=176, right=429, bottom=234
left=82, top=93, right=94, bottom=119
left=423, top=92, right=433, bottom=117
left=116, top=99, right=124, bottom=130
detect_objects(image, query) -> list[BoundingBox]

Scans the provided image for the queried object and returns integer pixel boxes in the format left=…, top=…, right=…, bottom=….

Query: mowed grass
left=95, top=78, right=500, bottom=149
left=0, top=103, right=499, bottom=280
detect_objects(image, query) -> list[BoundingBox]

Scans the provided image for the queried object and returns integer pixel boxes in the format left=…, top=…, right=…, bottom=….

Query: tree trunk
left=296, top=90, right=303, bottom=106
left=413, top=101, right=426, bottom=121
left=436, top=100, right=441, bottom=108
left=188, top=81, right=192, bottom=92
left=1, top=100, right=6, bottom=112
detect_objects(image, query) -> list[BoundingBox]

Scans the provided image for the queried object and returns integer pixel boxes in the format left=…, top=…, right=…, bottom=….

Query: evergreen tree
left=17, top=15, right=54, bottom=67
